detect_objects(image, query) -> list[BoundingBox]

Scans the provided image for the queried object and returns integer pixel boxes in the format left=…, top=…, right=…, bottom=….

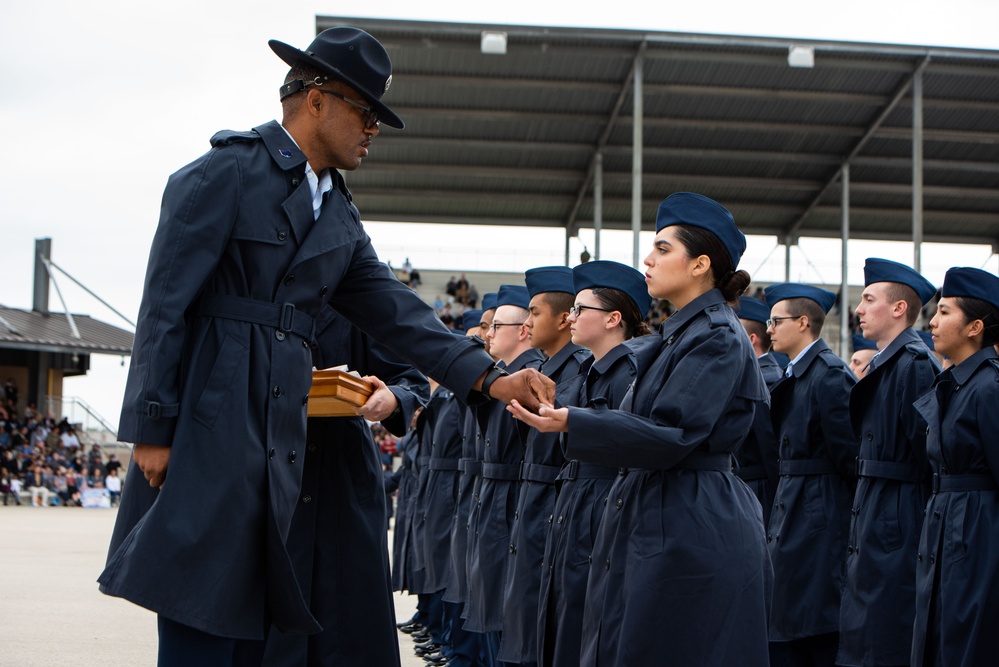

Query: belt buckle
left=566, top=460, right=579, bottom=481
left=931, top=473, right=940, bottom=494
left=280, top=302, right=295, bottom=333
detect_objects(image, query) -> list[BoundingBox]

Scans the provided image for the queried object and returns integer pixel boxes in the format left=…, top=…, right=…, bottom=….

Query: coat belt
left=674, top=452, right=734, bottom=472
left=458, top=458, right=482, bottom=476
left=932, top=473, right=998, bottom=494
left=429, top=458, right=460, bottom=471
left=736, top=464, right=768, bottom=482
left=521, top=462, right=562, bottom=484
left=856, top=458, right=922, bottom=483
left=481, top=462, right=521, bottom=481
left=779, top=458, right=835, bottom=476
left=199, top=294, right=316, bottom=342
left=558, top=460, right=618, bottom=481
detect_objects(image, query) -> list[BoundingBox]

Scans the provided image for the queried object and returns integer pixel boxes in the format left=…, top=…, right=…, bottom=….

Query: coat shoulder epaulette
left=903, top=340, right=931, bottom=360
left=816, top=347, right=846, bottom=368
left=210, top=129, right=261, bottom=148
left=705, top=304, right=735, bottom=330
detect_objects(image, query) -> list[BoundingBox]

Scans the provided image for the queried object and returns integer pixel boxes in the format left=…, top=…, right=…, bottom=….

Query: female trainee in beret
left=911, top=266, right=999, bottom=667
left=510, top=193, right=772, bottom=666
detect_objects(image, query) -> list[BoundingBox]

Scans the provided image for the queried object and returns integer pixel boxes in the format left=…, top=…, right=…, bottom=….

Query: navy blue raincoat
left=263, top=311, right=428, bottom=667
left=499, top=342, right=588, bottom=664
left=99, top=120, right=494, bottom=640
left=766, top=339, right=857, bottom=641
left=565, top=290, right=772, bottom=666
left=464, top=348, right=544, bottom=633
left=736, top=352, right=783, bottom=525
left=911, top=346, right=999, bottom=667
left=838, top=327, right=938, bottom=666
left=537, top=342, right=637, bottom=667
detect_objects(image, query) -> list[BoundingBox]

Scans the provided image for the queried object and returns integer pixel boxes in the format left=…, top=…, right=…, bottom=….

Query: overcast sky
left=2, top=0, right=997, bottom=425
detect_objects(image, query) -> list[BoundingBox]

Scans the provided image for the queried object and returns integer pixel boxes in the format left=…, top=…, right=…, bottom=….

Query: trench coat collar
left=541, top=342, right=586, bottom=378
left=869, top=326, right=923, bottom=374
left=507, top=348, right=545, bottom=374
left=785, top=337, right=831, bottom=379
left=592, top=341, right=631, bottom=377
left=946, top=344, right=998, bottom=387
left=660, top=288, right=726, bottom=342
left=255, top=120, right=308, bottom=171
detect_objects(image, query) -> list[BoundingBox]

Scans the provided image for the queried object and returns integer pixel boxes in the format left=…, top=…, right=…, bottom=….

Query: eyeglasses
left=766, top=315, right=804, bottom=329
left=489, top=322, right=525, bottom=333
left=317, top=89, right=379, bottom=129
left=569, top=304, right=613, bottom=318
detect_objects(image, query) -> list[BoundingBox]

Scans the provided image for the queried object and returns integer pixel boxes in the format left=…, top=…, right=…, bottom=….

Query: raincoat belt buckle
left=931, top=473, right=940, bottom=494
left=565, top=460, right=579, bottom=481
left=279, top=302, right=296, bottom=333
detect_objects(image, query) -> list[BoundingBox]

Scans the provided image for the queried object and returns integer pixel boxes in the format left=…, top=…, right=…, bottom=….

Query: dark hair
left=782, top=297, right=826, bottom=335
left=955, top=296, right=999, bottom=348
left=742, top=319, right=772, bottom=350
left=281, top=64, right=329, bottom=117
left=671, top=225, right=751, bottom=305
left=883, top=282, right=922, bottom=327
left=541, top=291, right=576, bottom=316
left=591, top=288, right=653, bottom=339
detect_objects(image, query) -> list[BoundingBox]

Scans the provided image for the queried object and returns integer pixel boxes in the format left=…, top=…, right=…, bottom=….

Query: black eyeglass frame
left=488, top=322, right=526, bottom=333
left=316, top=89, right=380, bottom=129
left=569, top=304, right=613, bottom=318
left=766, top=315, right=804, bottom=329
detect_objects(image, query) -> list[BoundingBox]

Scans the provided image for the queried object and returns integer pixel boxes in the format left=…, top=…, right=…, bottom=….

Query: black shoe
left=414, top=643, right=440, bottom=657
left=423, top=653, right=449, bottom=666
left=399, top=621, right=426, bottom=635
left=396, top=614, right=420, bottom=629
left=411, top=629, right=431, bottom=641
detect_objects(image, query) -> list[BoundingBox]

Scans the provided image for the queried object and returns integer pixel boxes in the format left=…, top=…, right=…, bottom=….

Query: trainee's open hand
left=355, top=376, right=399, bottom=422
left=489, top=368, right=555, bottom=412
left=507, top=400, right=569, bottom=433
left=133, top=443, right=171, bottom=488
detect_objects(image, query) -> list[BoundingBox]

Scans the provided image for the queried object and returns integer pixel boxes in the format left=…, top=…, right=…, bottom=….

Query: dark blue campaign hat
left=481, top=292, right=499, bottom=312
left=572, top=260, right=652, bottom=316
left=655, top=192, right=746, bottom=269
left=941, top=267, right=999, bottom=312
left=525, top=266, right=575, bottom=298
left=864, top=258, right=936, bottom=305
left=496, top=284, right=530, bottom=310
left=462, top=310, right=483, bottom=331
left=736, top=296, right=770, bottom=324
left=765, top=283, right=837, bottom=314
left=270, top=27, right=404, bottom=129
left=852, top=333, right=878, bottom=352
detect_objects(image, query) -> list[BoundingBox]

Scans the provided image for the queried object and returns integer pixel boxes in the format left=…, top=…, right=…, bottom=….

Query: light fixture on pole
left=788, top=45, right=815, bottom=68
left=481, top=31, right=508, bottom=55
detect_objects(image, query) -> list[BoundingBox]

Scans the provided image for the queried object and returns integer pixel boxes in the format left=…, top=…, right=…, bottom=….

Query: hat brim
left=269, top=39, right=404, bottom=129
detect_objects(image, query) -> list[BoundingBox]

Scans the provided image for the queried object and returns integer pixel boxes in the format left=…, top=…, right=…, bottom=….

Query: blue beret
left=916, top=329, right=935, bottom=351
left=496, top=284, right=530, bottom=310
left=525, top=266, right=575, bottom=298
left=655, top=192, right=746, bottom=270
left=572, top=260, right=652, bottom=317
left=765, top=283, right=837, bottom=314
left=462, top=310, right=483, bottom=331
left=736, top=296, right=770, bottom=324
left=941, top=267, right=999, bottom=312
left=481, top=292, right=499, bottom=312
left=852, top=333, right=878, bottom=352
left=864, top=258, right=936, bottom=305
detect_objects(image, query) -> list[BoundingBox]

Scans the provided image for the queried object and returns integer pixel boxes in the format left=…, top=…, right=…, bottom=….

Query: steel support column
left=594, top=152, right=603, bottom=260
left=632, top=51, right=644, bottom=268
left=913, top=69, right=924, bottom=272
left=841, top=165, right=851, bottom=359
left=784, top=237, right=793, bottom=282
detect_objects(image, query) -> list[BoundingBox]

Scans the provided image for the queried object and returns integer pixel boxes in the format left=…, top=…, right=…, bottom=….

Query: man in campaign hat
left=98, top=27, right=551, bottom=665
left=838, top=259, right=940, bottom=667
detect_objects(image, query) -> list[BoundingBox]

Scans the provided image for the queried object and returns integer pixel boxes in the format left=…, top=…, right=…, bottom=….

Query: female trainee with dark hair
left=510, top=192, right=772, bottom=666
left=911, top=266, right=999, bottom=667
left=536, top=260, right=652, bottom=667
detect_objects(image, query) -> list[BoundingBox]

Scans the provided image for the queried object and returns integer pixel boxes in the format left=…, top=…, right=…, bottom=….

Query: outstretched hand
left=488, top=368, right=555, bottom=412
left=507, top=400, right=569, bottom=433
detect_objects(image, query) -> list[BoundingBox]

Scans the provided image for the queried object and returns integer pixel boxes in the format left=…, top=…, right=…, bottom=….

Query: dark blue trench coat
left=499, top=342, right=588, bottom=664
left=98, top=120, right=493, bottom=640
left=735, top=352, right=783, bottom=526
left=565, top=290, right=772, bottom=667
left=766, top=339, right=857, bottom=641
left=912, top=346, right=999, bottom=667
left=838, top=327, right=938, bottom=666
left=537, top=342, right=637, bottom=667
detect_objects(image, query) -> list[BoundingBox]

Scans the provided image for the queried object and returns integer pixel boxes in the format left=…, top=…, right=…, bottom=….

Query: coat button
left=588, top=556, right=592, bottom=565
left=303, top=339, right=310, bottom=348
left=273, top=386, right=282, bottom=397
left=284, top=274, right=296, bottom=285
left=557, top=515, right=563, bottom=524
left=605, top=559, right=610, bottom=570
left=268, top=448, right=276, bottom=459
left=866, top=432, right=873, bottom=440
left=288, top=451, right=297, bottom=463
left=277, top=230, right=287, bottom=241
left=509, top=545, right=516, bottom=554
left=929, top=554, right=935, bottom=564
left=514, top=511, right=519, bottom=520
left=291, top=177, right=300, bottom=187
left=275, top=331, right=286, bottom=341
left=320, top=286, right=329, bottom=297
left=917, top=553, right=922, bottom=561
left=615, top=498, right=623, bottom=509
left=548, top=514, right=553, bottom=523
left=308, top=442, right=317, bottom=452
left=847, top=546, right=854, bottom=554
left=933, top=510, right=940, bottom=519
left=302, top=495, right=312, bottom=504
left=302, top=395, right=309, bottom=406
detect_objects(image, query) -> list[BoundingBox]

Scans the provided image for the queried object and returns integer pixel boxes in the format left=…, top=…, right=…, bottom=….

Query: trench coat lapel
left=253, top=121, right=314, bottom=245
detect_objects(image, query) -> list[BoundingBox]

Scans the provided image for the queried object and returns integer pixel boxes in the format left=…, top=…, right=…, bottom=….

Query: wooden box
left=307, top=369, right=374, bottom=417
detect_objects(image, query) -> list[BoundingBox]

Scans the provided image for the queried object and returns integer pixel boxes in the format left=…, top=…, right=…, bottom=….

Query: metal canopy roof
left=316, top=16, right=999, bottom=250
left=0, top=306, right=134, bottom=355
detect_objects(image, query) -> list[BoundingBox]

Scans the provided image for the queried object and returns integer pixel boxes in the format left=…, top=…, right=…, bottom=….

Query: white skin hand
left=507, top=400, right=569, bottom=433
left=354, top=376, right=399, bottom=422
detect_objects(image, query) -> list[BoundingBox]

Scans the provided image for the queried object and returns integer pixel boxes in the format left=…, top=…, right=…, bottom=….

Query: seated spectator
left=86, top=443, right=103, bottom=471
left=27, top=464, right=53, bottom=507
left=61, top=429, right=81, bottom=451
left=64, top=468, right=82, bottom=506
left=105, top=454, right=122, bottom=476
left=1, top=469, right=20, bottom=506
left=467, top=284, right=479, bottom=308
left=105, top=468, right=122, bottom=507
left=446, top=276, right=458, bottom=297
left=433, top=295, right=444, bottom=311
left=409, top=267, right=421, bottom=287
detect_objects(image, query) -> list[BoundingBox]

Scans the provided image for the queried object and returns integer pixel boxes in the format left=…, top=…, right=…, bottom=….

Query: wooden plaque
left=307, top=369, right=374, bottom=417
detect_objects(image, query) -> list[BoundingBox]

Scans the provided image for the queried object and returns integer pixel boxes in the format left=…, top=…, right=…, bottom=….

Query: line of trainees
left=98, top=24, right=998, bottom=667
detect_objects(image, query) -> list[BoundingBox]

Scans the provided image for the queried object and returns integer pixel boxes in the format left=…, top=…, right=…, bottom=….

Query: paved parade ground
left=0, top=506, right=423, bottom=666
